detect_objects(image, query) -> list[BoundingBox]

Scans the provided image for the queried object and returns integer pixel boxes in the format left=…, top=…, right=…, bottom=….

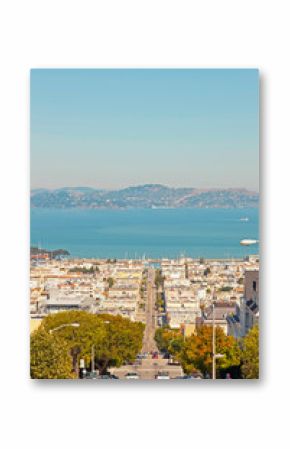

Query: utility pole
left=91, top=345, right=95, bottom=373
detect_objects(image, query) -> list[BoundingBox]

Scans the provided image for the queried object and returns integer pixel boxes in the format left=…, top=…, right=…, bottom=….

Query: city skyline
left=31, top=69, right=259, bottom=191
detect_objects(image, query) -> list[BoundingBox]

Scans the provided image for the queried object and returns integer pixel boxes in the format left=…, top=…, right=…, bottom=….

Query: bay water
left=30, top=208, right=259, bottom=259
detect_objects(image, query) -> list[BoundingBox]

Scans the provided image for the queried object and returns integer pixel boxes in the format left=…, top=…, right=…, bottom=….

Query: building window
left=253, top=281, right=257, bottom=291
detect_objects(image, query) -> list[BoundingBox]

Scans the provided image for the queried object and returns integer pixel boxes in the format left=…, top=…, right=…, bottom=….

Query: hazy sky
left=31, top=69, right=259, bottom=191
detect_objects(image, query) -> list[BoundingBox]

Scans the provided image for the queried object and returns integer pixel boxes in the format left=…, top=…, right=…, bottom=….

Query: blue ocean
left=30, top=208, right=259, bottom=259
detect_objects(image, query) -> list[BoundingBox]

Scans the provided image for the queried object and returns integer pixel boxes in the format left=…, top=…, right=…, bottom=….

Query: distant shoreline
left=31, top=254, right=257, bottom=263
left=31, top=184, right=259, bottom=209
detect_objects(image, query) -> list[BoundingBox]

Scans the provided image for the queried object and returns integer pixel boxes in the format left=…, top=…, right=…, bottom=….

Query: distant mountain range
left=30, top=184, right=259, bottom=209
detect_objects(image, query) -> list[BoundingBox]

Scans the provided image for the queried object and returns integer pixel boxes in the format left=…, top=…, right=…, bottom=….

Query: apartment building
left=239, top=269, right=259, bottom=336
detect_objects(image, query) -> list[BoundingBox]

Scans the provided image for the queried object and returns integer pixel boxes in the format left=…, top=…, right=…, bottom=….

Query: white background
left=0, top=1, right=288, bottom=448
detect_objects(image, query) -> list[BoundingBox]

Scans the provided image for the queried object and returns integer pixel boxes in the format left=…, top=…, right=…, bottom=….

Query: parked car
left=182, top=375, right=202, bottom=380
left=155, top=371, right=170, bottom=380
left=125, top=372, right=139, bottom=379
left=97, top=374, right=119, bottom=379
left=190, top=371, right=203, bottom=379
left=84, top=371, right=98, bottom=379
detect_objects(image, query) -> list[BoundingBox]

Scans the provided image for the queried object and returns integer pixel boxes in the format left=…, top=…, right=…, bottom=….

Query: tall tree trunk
left=97, top=359, right=109, bottom=375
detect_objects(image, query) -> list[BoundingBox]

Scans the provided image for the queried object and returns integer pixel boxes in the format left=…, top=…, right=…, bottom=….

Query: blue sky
left=31, top=69, right=259, bottom=191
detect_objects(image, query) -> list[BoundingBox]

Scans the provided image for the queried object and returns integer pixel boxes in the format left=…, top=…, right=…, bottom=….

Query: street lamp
left=49, top=323, right=80, bottom=375
left=49, top=323, right=80, bottom=334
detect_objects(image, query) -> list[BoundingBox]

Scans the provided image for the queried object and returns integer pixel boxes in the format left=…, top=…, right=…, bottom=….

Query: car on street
left=179, top=375, right=202, bottom=380
left=155, top=371, right=170, bottom=380
left=133, top=359, right=142, bottom=365
left=84, top=372, right=119, bottom=379
left=84, top=371, right=98, bottom=379
left=97, top=374, right=119, bottom=379
left=125, top=372, right=139, bottom=379
left=174, top=373, right=203, bottom=379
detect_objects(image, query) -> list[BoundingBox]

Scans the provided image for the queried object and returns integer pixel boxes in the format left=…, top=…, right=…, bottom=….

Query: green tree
left=220, top=286, right=233, bottom=292
left=107, top=277, right=114, bottom=288
left=36, top=311, right=145, bottom=375
left=155, top=269, right=165, bottom=289
left=68, top=265, right=99, bottom=274
left=93, top=314, right=144, bottom=373
left=30, top=329, right=75, bottom=379
left=179, top=326, right=241, bottom=377
left=155, top=327, right=183, bottom=354
left=155, top=292, right=165, bottom=312
left=241, top=325, right=259, bottom=379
